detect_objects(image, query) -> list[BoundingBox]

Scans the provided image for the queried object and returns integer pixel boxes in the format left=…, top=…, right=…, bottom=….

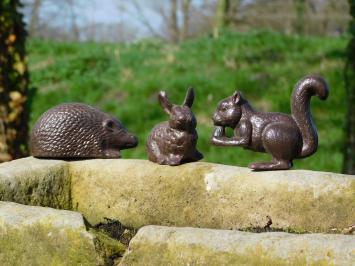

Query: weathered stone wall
left=0, top=157, right=354, bottom=233
left=69, top=159, right=355, bottom=233
left=0, top=202, right=98, bottom=265
left=0, top=157, right=354, bottom=265
left=120, top=225, right=355, bottom=266
left=0, top=157, right=70, bottom=209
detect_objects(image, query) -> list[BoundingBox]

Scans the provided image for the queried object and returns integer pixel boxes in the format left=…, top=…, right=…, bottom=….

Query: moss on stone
left=0, top=224, right=98, bottom=266
left=0, top=158, right=71, bottom=209
left=70, top=160, right=214, bottom=228
left=120, top=226, right=353, bottom=266
left=120, top=242, right=331, bottom=266
left=1, top=158, right=354, bottom=234
left=263, top=178, right=355, bottom=233
left=90, top=229, right=127, bottom=265
left=70, top=160, right=355, bottom=233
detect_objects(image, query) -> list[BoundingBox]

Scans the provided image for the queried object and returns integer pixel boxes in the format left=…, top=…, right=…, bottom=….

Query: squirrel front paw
left=212, top=126, right=225, bottom=137
left=211, top=126, right=225, bottom=145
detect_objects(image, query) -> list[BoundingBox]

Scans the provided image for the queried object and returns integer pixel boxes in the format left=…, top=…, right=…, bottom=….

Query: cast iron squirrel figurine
left=211, top=75, right=329, bottom=170
left=146, top=87, right=203, bottom=166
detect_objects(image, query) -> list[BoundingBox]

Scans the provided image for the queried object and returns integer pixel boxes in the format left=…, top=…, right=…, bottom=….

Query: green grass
left=27, top=30, right=348, bottom=172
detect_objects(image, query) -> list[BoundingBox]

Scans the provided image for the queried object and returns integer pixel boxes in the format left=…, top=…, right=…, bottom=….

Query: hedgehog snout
left=125, top=135, right=138, bottom=148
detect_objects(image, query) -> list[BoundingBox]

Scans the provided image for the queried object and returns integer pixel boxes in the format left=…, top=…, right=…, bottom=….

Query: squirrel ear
left=183, top=87, right=194, bottom=107
left=158, top=91, right=173, bottom=114
left=232, top=91, right=241, bottom=104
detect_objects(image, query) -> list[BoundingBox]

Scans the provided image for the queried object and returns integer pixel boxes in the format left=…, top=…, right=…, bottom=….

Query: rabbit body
left=147, top=121, right=201, bottom=165
left=146, top=88, right=203, bottom=166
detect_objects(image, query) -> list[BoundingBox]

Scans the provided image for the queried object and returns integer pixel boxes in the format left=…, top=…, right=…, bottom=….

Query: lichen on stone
left=119, top=225, right=355, bottom=266
left=0, top=157, right=71, bottom=209
left=0, top=224, right=98, bottom=266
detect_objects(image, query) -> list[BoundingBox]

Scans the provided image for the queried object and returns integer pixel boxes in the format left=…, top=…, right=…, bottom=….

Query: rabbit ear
left=158, top=91, right=173, bottom=114
left=232, top=90, right=241, bottom=104
left=183, top=87, right=194, bottom=107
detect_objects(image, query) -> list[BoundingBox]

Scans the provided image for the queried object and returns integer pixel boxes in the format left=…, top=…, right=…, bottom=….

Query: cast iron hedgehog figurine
left=31, top=103, right=138, bottom=159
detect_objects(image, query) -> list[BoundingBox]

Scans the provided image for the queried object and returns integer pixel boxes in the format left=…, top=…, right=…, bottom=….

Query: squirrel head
left=212, top=91, right=244, bottom=128
left=158, top=87, right=197, bottom=131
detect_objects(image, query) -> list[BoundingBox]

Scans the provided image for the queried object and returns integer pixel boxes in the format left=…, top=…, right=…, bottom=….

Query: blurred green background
left=27, top=30, right=347, bottom=172
left=1, top=0, right=354, bottom=173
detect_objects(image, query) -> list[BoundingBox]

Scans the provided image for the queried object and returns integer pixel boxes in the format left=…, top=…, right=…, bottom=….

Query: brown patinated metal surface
left=211, top=75, right=329, bottom=170
left=31, top=103, right=138, bottom=159
left=146, top=87, right=203, bottom=166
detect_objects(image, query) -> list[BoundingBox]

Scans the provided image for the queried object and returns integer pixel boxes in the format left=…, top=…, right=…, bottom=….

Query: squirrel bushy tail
left=291, top=75, right=329, bottom=158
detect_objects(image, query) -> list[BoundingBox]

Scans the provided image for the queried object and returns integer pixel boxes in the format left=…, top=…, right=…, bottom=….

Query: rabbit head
left=158, top=87, right=197, bottom=131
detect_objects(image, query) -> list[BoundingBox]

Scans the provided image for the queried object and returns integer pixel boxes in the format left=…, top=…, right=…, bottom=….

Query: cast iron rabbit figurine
left=146, top=87, right=203, bottom=166
left=211, top=75, right=329, bottom=170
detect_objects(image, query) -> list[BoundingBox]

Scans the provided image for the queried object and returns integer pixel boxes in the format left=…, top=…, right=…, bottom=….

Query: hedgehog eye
left=104, top=120, right=115, bottom=130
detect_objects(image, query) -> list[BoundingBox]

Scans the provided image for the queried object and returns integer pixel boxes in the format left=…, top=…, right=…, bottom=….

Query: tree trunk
left=213, top=0, right=238, bottom=38
left=67, top=0, right=79, bottom=41
left=343, top=0, right=355, bottom=174
left=29, top=0, right=41, bottom=37
left=181, top=0, right=191, bottom=41
left=224, top=0, right=238, bottom=27
left=0, top=0, right=30, bottom=162
left=170, top=0, right=179, bottom=43
left=293, top=0, right=306, bottom=34
left=213, top=0, right=226, bottom=38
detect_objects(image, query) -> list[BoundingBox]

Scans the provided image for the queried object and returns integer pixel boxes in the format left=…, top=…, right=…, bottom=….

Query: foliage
left=343, top=0, right=355, bottom=174
left=0, top=0, right=30, bottom=161
left=27, top=30, right=347, bottom=172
